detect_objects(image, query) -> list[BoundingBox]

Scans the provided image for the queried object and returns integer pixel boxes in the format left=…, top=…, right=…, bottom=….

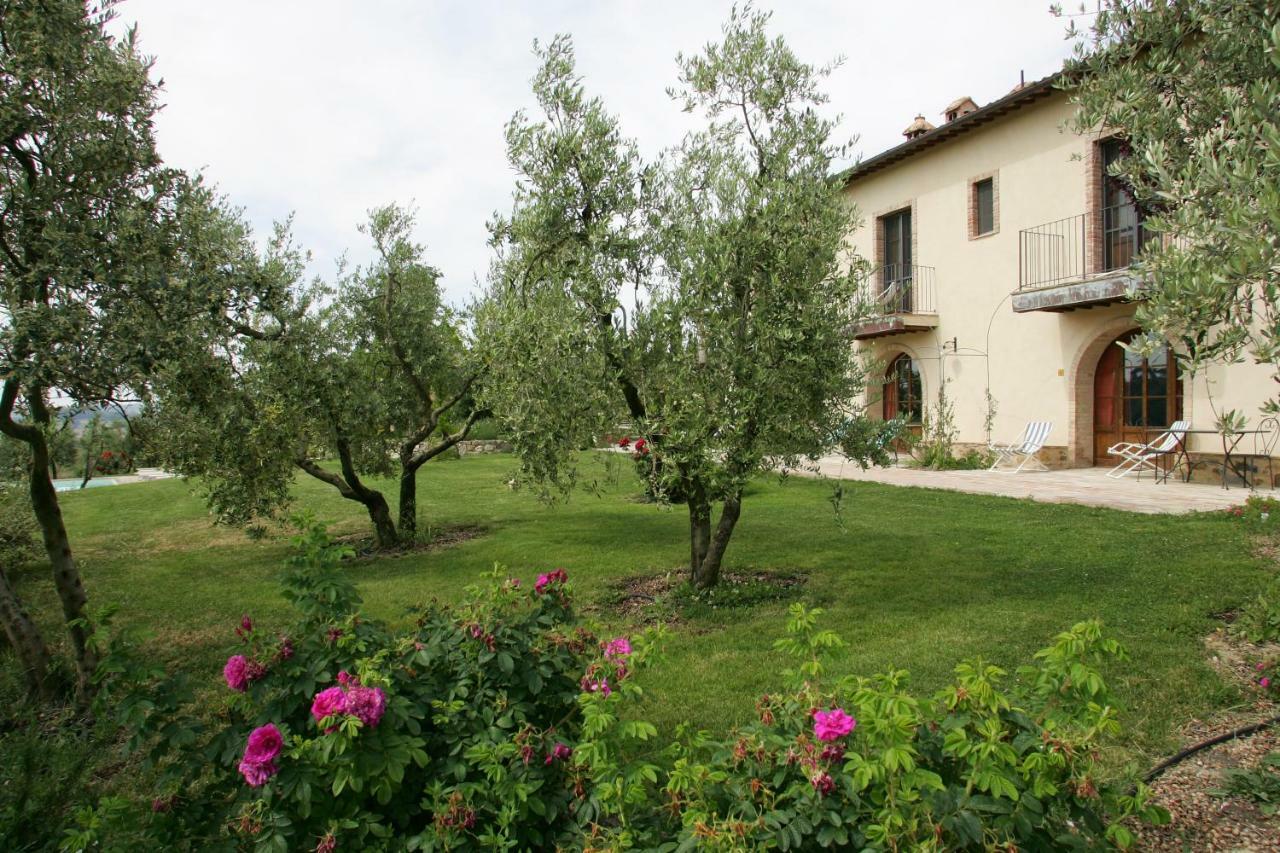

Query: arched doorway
left=883, top=353, right=923, bottom=424
left=1093, top=331, right=1182, bottom=462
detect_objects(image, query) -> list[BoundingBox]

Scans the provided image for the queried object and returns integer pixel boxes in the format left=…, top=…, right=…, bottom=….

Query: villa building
left=841, top=75, right=1276, bottom=484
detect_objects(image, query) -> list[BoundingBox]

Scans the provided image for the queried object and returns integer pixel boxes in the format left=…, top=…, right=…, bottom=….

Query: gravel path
left=1135, top=633, right=1280, bottom=851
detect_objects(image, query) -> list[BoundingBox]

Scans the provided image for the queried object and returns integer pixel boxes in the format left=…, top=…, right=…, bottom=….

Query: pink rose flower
left=1262, top=677, right=1272, bottom=689
left=346, top=685, right=387, bottom=728
left=544, top=742, right=572, bottom=765
left=224, top=654, right=249, bottom=692
left=813, top=708, right=856, bottom=742
left=535, top=568, right=568, bottom=594
left=238, top=723, right=282, bottom=787
left=581, top=674, right=611, bottom=696
left=604, top=637, right=632, bottom=660
left=311, top=686, right=348, bottom=732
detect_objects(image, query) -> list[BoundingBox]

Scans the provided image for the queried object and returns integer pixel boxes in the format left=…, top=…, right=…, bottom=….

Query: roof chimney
left=942, top=96, right=979, bottom=123
left=903, top=114, right=935, bottom=140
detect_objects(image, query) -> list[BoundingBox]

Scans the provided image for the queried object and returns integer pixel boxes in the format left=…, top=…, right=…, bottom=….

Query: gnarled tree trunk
left=397, top=469, right=418, bottom=541
left=0, top=564, right=52, bottom=699
left=29, top=427, right=98, bottom=700
left=295, top=439, right=401, bottom=549
left=685, top=478, right=744, bottom=590
left=0, top=383, right=97, bottom=704
left=396, top=414, right=487, bottom=540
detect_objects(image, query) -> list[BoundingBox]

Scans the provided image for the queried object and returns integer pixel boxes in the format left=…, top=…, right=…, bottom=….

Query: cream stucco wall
left=842, top=90, right=1275, bottom=470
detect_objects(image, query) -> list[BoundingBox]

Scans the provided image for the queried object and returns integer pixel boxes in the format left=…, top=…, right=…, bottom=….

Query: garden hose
left=1142, top=711, right=1280, bottom=783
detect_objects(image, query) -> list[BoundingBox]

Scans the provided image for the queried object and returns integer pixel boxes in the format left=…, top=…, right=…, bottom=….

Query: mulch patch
left=594, top=568, right=807, bottom=625
left=338, top=524, right=486, bottom=560
left=1133, top=629, right=1280, bottom=851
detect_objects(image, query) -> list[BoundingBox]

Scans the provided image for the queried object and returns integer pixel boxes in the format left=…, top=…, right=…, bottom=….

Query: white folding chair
left=989, top=421, right=1053, bottom=473
left=1106, top=420, right=1189, bottom=481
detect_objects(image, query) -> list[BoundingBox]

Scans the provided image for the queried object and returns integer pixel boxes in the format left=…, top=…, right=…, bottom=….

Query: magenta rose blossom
left=311, top=686, right=348, bottom=732
left=238, top=723, right=283, bottom=787
left=346, top=684, right=387, bottom=728
left=604, top=637, right=632, bottom=660
left=544, top=742, right=572, bottom=765
left=535, top=568, right=568, bottom=594
left=813, top=708, right=856, bottom=742
left=224, top=654, right=249, bottom=692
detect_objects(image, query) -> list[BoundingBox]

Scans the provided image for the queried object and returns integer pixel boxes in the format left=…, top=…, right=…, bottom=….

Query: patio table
left=1169, top=429, right=1269, bottom=490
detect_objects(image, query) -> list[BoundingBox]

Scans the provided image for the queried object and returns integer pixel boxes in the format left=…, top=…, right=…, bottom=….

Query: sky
left=111, top=1, right=1077, bottom=307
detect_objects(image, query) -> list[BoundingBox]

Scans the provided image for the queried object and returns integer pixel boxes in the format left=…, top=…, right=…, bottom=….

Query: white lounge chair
left=1106, top=420, right=1190, bottom=481
left=989, top=421, right=1053, bottom=473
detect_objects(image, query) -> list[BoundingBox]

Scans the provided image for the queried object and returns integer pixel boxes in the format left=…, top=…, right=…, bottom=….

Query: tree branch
left=293, top=454, right=358, bottom=501
left=406, top=406, right=491, bottom=471
left=0, top=378, right=40, bottom=445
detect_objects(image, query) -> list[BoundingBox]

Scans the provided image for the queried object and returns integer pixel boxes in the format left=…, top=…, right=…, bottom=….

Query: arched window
left=883, top=354, right=922, bottom=424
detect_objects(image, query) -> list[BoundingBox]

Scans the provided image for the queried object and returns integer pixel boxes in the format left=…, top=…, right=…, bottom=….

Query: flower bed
left=82, top=519, right=1169, bottom=850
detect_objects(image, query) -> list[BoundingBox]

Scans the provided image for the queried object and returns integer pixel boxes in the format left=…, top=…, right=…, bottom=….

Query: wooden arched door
left=1093, top=332, right=1182, bottom=463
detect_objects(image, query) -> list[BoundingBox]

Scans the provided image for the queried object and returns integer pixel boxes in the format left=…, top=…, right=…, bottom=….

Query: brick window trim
left=1085, top=134, right=1122, bottom=275
left=967, top=171, right=999, bottom=240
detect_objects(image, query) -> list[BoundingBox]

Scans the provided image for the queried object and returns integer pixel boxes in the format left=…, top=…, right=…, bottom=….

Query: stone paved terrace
left=794, top=456, right=1272, bottom=515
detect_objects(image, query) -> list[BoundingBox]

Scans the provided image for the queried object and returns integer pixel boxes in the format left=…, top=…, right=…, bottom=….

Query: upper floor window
left=1099, top=139, right=1149, bottom=271
left=971, top=176, right=996, bottom=237
left=879, top=208, right=913, bottom=311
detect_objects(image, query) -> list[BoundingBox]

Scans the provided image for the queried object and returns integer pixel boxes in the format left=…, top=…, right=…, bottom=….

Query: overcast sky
left=111, top=1, right=1076, bottom=306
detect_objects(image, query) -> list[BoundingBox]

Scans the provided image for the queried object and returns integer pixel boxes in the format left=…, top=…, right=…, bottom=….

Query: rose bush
left=104, top=518, right=615, bottom=851
left=81, top=519, right=1165, bottom=851
left=574, top=606, right=1169, bottom=851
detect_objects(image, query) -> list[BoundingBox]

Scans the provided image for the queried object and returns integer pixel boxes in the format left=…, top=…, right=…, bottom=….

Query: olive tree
left=479, top=9, right=879, bottom=589
left=0, top=0, right=289, bottom=701
left=1064, top=0, right=1280, bottom=410
left=157, top=204, right=485, bottom=548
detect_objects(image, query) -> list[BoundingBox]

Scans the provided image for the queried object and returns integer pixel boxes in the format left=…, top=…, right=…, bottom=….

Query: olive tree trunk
left=395, top=408, right=486, bottom=540
left=687, top=485, right=743, bottom=590
left=0, top=564, right=52, bottom=699
left=0, top=384, right=98, bottom=704
left=29, top=430, right=98, bottom=700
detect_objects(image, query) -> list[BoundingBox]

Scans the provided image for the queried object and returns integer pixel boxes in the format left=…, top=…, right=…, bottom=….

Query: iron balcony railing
left=857, top=263, right=937, bottom=317
left=1018, top=204, right=1156, bottom=290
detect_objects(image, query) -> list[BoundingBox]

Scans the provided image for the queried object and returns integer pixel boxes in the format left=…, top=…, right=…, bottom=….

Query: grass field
left=9, top=451, right=1272, bottom=765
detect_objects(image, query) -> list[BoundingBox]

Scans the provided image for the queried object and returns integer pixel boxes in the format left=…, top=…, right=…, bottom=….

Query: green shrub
left=1233, top=576, right=1280, bottom=644
left=1211, top=753, right=1280, bottom=816
left=579, top=607, right=1168, bottom=850
left=0, top=483, right=40, bottom=567
left=914, top=446, right=994, bottom=471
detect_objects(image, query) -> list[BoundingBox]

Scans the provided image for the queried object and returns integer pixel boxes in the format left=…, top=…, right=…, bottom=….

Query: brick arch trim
left=1067, top=317, right=1141, bottom=466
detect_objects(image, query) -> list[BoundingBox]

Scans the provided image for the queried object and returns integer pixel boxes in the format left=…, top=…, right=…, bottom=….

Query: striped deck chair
left=989, top=421, right=1053, bottom=473
left=1106, top=420, right=1189, bottom=481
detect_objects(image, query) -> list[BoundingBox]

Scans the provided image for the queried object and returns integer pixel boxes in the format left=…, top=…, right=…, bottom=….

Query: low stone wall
left=457, top=439, right=512, bottom=456
left=952, top=442, right=1072, bottom=470
left=1170, top=453, right=1276, bottom=489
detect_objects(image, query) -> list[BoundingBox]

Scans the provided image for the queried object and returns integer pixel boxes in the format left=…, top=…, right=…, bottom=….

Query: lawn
left=10, top=451, right=1271, bottom=765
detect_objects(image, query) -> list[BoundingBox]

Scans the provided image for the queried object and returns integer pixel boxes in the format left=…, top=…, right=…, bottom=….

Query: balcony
left=852, top=264, right=939, bottom=340
left=1012, top=205, right=1152, bottom=313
